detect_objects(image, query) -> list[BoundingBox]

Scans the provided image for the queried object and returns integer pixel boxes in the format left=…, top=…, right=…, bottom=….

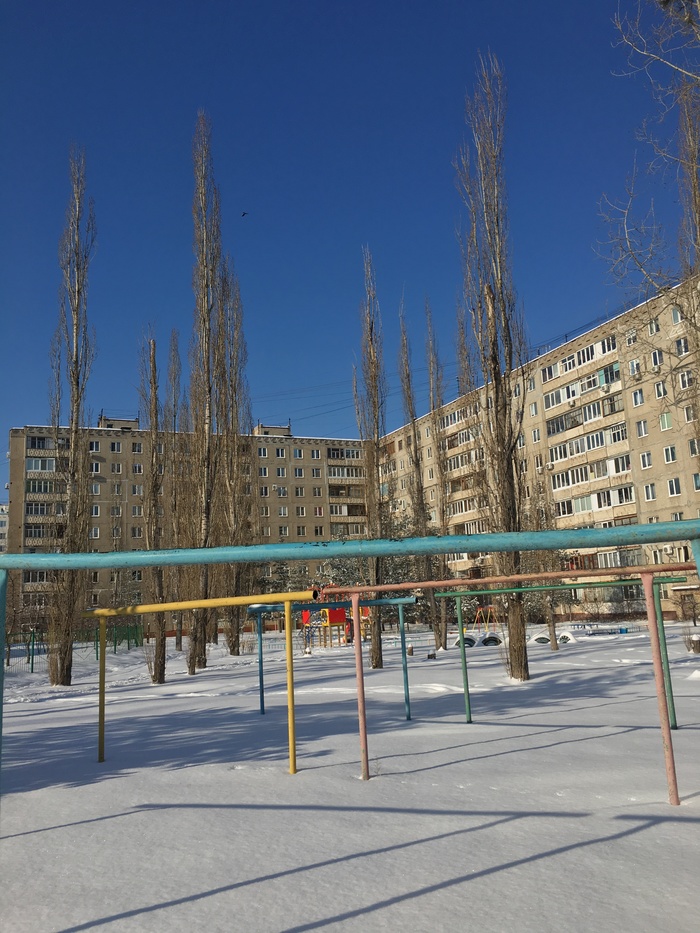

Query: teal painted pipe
left=653, top=582, right=677, bottom=730
left=455, top=598, right=472, bottom=724
left=1, top=520, right=699, bottom=571
left=398, top=604, right=411, bottom=721
left=436, top=577, right=687, bottom=600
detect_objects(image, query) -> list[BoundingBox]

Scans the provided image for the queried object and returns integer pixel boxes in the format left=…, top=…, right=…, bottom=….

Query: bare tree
left=214, top=257, right=256, bottom=655
left=353, top=247, right=388, bottom=668
left=139, top=336, right=167, bottom=682
left=187, top=111, right=222, bottom=673
left=455, top=53, right=530, bottom=681
left=47, top=147, right=96, bottom=686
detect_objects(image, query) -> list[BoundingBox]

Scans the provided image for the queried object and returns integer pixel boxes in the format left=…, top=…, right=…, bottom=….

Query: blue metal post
left=398, top=604, right=411, bottom=721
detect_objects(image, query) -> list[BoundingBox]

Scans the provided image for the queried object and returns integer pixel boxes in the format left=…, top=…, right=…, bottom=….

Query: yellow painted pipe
left=84, top=590, right=317, bottom=618
left=285, top=600, right=297, bottom=774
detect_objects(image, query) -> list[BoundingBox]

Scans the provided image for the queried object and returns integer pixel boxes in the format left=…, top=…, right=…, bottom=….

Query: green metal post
left=30, top=629, right=35, bottom=673
left=455, top=597, right=472, bottom=724
left=113, top=625, right=117, bottom=655
left=653, top=582, right=677, bottom=730
left=398, top=604, right=411, bottom=721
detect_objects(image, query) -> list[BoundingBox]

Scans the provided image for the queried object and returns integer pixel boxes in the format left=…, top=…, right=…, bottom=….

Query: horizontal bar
left=2, top=521, right=699, bottom=571
left=435, top=577, right=687, bottom=599
left=246, top=596, right=420, bottom=614
left=83, top=590, right=317, bottom=618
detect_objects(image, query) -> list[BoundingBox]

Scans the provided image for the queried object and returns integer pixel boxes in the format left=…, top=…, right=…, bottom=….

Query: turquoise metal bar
left=398, top=605, right=411, bottom=721
left=1, top=520, right=699, bottom=571
left=653, top=582, right=677, bottom=730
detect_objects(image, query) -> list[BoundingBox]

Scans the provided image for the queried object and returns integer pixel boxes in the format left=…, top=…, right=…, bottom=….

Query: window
left=313, top=487, right=322, bottom=497
left=314, top=525, right=324, bottom=536
left=131, top=484, right=143, bottom=496
left=296, top=526, right=306, bottom=536
left=90, top=462, right=101, bottom=474
left=636, top=420, right=648, bottom=438
left=260, top=486, right=269, bottom=497
left=532, top=428, right=541, bottom=443
left=276, top=467, right=286, bottom=478
left=671, top=305, right=683, bottom=325
left=131, top=526, right=143, bottom=538
left=668, top=478, right=681, bottom=497
left=640, top=451, right=652, bottom=469
left=690, top=439, right=700, bottom=457
left=260, top=505, right=270, bottom=517
left=112, top=482, right=122, bottom=496
left=582, top=401, right=601, bottom=422
left=276, top=486, right=288, bottom=497
left=294, top=448, right=303, bottom=459
left=132, top=442, right=142, bottom=454
left=663, top=446, right=677, bottom=464
left=686, top=405, right=696, bottom=422
left=314, top=506, right=323, bottom=516
left=91, top=504, right=100, bottom=517
left=89, top=527, right=100, bottom=539
left=259, top=466, right=268, bottom=477
left=132, top=505, right=143, bottom=517
left=648, top=318, right=660, bottom=335
left=529, top=402, right=538, bottom=417
left=312, top=468, right=321, bottom=478
left=276, top=448, right=286, bottom=458
left=262, top=526, right=271, bottom=537
left=577, top=344, right=595, bottom=366
left=111, top=462, right=122, bottom=474
left=597, top=490, right=612, bottom=509
left=694, top=473, right=700, bottom=492
left=644, top=484, right=656, bottom=501
left=613, top=454, right=631, bottom=473
left=110, top=441, right=121, bottom=453
left=89, top=440, right=100, bottom=452
left=626, top=329, right=637, bottom=345
left=655, top=380, right=667, bottom=399
left=541, top=363, right=559, bottom=383
left=632, top=389, right=644, bottom=407
left=676, top=337, right=690, bottom=356
left=600, top=335, right=616, bottom=354
left=26, top=502, right=50, bottom=516
left=278, top=506, right=288, bottom=517
left=294, top=486, right=304, bottom=497
left=311, top=449, right=320, bottom=459
left=91, top=482, right=100, bottom=495
left=258, top=446, right=268, bottom=458
left=651, top=349, right=664, bottom=367
left=132, top=463, right=143, bottom=474
left=660, top=412, right=672, bottom=431
left=629, top=359, right=640, bottom=376
left=679, top=370, right=694, bottom=390
left=294, top=467, right=304, bottom=478
left=111, top=505, right=122, bottom=517
left=296, top=506, right=306, bottom=517
left=278, top=526, right=289, bottom=537
left=555, top=500, right=573, bottom=517
left=671, top=512, right=684, bottom=522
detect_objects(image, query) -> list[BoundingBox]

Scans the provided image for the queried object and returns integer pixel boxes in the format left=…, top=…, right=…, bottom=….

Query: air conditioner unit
left=652, top=365, right=661, bottom=373
left=632, top=371, right=642, bottom=381
left=601, top=384, right=610, bottom=394
left=536, top=466, right=543, bottom=474
left=663, top=544, right=675, bottom=555
left=568, top=399, right=576, bottom=408
left=545, top=462, right=554, bottom=471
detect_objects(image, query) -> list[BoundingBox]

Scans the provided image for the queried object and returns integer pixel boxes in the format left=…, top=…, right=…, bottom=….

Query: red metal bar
left=641, top=572, right=680, bottom=806
left=352, top=592, right=370, bottom=781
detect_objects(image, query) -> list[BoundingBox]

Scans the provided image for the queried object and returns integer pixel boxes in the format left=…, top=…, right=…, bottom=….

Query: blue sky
left=0, top=1, right=680, bottom=491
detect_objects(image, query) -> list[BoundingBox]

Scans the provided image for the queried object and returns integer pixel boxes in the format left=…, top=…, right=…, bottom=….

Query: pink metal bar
left=641, top=572, right=680, bottom=805
left=352, top=592, right=370, bottom=781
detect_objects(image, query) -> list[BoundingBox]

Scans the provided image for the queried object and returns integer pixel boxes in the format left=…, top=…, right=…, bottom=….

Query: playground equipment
left=1, top=520, right=699, bottom=803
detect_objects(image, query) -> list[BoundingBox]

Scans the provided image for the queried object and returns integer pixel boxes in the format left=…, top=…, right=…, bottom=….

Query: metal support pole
left=257, top=612, right=265, bottom=715
left=455, top=597, right=472, bottom=723
left=398, top=604, right=411, bottom=721
left=653, top=582, right=677, bottom=729
left=352, top=593, right=370, bottom=780
left=98, top=618, right=106, bottom=763
left=641, top=573, right=679, bottom=805
left=30, top=629, right=35, bottom=674
left=284, top=600, right=296, bottom=774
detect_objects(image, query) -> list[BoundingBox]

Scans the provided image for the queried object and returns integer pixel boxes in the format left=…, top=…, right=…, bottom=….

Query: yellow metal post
left=285, top=600, right=297, bottom=774
left=98, top=618, right=106, bottom=762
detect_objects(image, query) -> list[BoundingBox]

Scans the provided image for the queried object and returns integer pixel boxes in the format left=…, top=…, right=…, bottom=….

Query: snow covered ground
left=1, top=629, right=699, bottom=932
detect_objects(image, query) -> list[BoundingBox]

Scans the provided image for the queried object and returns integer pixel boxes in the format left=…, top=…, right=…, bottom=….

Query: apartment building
left=7, top=417, right=365, bottom=619
left=381, top=287, right=699, bottom=611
